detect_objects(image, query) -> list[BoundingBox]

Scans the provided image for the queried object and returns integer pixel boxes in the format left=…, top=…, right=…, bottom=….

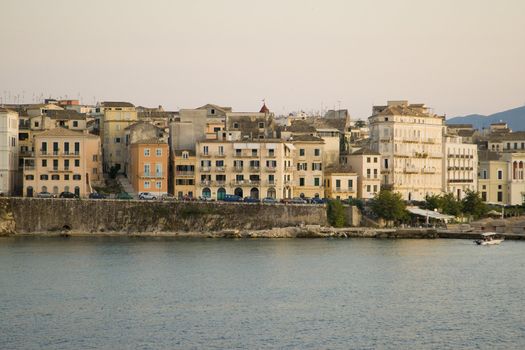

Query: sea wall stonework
left=4, top=198, right=328, bottom=234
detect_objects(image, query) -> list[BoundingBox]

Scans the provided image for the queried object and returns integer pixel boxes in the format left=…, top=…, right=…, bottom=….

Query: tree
left=354, top=120, right=366, bottom=128
left=370, top=190, right=408, bottom=224
left=462, top=190, right=487, bottom=219
left=440, top=193, right=463, bottom=217
left=423, top=194, right=441, bottom=211
left=327, top=200, right=346, bottom=228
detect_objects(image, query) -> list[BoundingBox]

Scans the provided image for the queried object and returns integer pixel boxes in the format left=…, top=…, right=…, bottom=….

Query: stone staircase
left=116, top=175, right=138, bottom=199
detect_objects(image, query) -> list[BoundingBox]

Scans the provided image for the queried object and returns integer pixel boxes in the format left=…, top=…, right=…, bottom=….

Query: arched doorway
left=202, top=188, right=211, bottom=198
left=267, top=188, right=276, bottom=199
left=234, top=188, right=243, bottom=197
left=250, top=187, right=259, bottom=199
left=64, top=186, right=70, bottom=192
left=26, top=186, right=33, bottom=197
left=41, top=186, right=47, bottom=193
left=74, top=186, right=80, bottom=197
left=53, top=186, right=59, bottom=195
left=217, top=187, right=226, bottom=200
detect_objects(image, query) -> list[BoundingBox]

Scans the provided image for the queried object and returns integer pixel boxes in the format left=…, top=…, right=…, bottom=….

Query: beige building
left=369, top=100, right=444, bottom=201
left=23, top=128, right=102, bottom=197
left=0, top=108, right=19, bottom=195
left=478, top=151, right=509, bottom=204
left=292, top=135, right=324, bottom=199
left=324, top=167, right=358, bottom=200
left=345, top=148, right=381, bottom=199
left=195, top=138, right=294, bottom=200
left=173, top=150, right=196, bottom=199
left=99, top=102, right=138, bottom=173
left=443, top=134, right=478, bottom=199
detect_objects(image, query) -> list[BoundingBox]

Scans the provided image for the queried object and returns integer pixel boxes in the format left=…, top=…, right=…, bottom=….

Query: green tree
left=423, top=194, right=441, bottom=211
left=370, top=190, right=408, bottom=224
left=440, top=193, right=463, bottom=217
left=327, top=200, right=346, bottom=228
left=462, top=190, right=487, bottom=219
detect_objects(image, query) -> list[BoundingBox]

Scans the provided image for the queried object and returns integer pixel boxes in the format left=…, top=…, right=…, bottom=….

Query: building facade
left=23, top=128, right=102, bottom=197
left=173, top=150, right=196, bottom=199
left=128, top=140, right=169, bottom=196
left=369, top=100, right=444, bottom=201
left=345, top=148, right=381, bottom=200
left=324, top=167, right=358, bottom=200
left=443, top=134, right=478, bottom=199
left=0, top=108, right=19, bottom=195
left=291, top=135, right=325, bottom=198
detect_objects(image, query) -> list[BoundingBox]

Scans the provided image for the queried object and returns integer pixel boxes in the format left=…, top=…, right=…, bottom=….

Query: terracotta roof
left=478, top=150, right=502, bottom=161
left=489, top=131, right=525, bottom=141
left=375, top=104, right=437, bottom=118
left=325, top=165, right=357, bottom=174
left=35, top=127, right=98, bottom=138
left=291, top=134, right=324, bottom=142
left=132, top=137, right=167, bottom=145
left=46, top=110, right=86, bottom=120
left=286, top=120, right=317, bottom=133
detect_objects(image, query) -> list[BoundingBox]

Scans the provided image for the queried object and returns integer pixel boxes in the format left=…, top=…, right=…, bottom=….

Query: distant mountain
left=447, top=105, right=525, bottom=131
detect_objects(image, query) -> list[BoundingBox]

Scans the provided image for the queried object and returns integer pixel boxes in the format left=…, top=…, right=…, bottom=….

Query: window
left=75, top=159, right=80, bottom=167
left=203, top=146, right=209, bottom=155
left=297, top=163, right=308, bottom=171
left=182, top=151, right=189, bottom=159
left=367, top=157, right=371, bottom=163
left=73, top=121, right=78, bottom=127
left=144, top=164, right=151, bottom=175
left=51, top=175, right=60, bottom=180
left=258, top=122, right=265, bottom=129
left=144, top=148, right=150, bottom=156
left=373, top=157, right=378, bottom=163
left=384, top=159, right=389, bottom=168
left=348, top=179, right=353, bottom=188
left=40, top=175, right=48, bottom=180
left=74, top=142, right=80, bottom=155
left=367, top=185, right=371, bottom=192
left=373, top=169, right=378, bottom=178
left=25, top=175, right=34, bottom=180
left=235, top=149, right=241, bottom=156
left=373, top=185, right=378, bottom=192
left=299, top=177, right=305, bottom=186
left=481, top=192, right=487, bottom=201
left=497, top=170, right=503, bottom=180
left=93, top=168, right=98, bottom=174
left=299, top=149, right=305, bottom=156
left=156, top=181, right=162, bottom=189
left=233, top=122, right=239, bottom=129
left=64, top=175, right=69, bottom=181
left=497, top=191, right=503, bottom=202
left=312, top=163, right=322, bottom=171
left=336, top=179, right=341, bottom=188
left=268, top=149, right=275, bottom=157
left=155, top=164, right=162, bottom=175
left=73, top=174, right=81, bottom=180
left=156, top=148, right=162, bottom=156
left=53, top=159, right=58, bottom=171
left=144, top=181, right=150, bottom=189
left=252, top=149, right=258, bottom=157
left=367, top=169, right=371, bottom=178
left=314, top=149, right=320, bottom=157
left=314, top=178, right=320, bottom=186
left=92, top=155, right=98, bottom=161
left=42, top=159, right=47, bottom=167
left=35, top=121, right=39, bottom=127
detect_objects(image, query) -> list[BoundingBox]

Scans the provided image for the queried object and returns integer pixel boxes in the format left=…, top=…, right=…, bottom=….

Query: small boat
left=475, top=232, right=504, bottom=245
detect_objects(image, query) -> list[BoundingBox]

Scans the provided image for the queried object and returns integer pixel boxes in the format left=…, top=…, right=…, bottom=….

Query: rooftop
left=350, top=147, right=381, bottom=156
left=100, top=101, right=135, bottom=108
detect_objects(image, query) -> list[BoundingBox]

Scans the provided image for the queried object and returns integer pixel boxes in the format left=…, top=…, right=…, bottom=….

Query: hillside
left=447, top=105, right=525, bottom=131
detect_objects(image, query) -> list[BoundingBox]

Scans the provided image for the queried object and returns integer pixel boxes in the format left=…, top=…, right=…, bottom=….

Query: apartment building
left=345, top=148, right=381, bottom=199
left=478, top=151, right=509, bottom=204
left=369, top=100, right=444, bottom=201
left=443, top=134, right=478, bottom=199
left=324, top=167, right=358, bottom=200
left=128, top=139, right=169, bottom=196
left=292, top=135, right=325, bottom=198
left=23, top=128, right=102, bottom=197
left=173, top=150, right=196, bottom=199
left=195, top=138, right=294, bottom=200
left=0, top=108, right=19, bottom=195
left=99, top=102, right=138, bottom=173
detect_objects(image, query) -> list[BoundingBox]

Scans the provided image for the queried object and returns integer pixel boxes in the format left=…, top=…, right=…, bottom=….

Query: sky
left=1, top=0, right=524, bottom=119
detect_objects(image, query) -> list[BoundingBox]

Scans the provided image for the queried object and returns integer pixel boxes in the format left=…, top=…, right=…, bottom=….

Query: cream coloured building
left=195, top=138, right=294, bottom=200
left=478, top=151, right=509, bottom=204
left=369, top=101, right=444, bottom=201
left=443, top=134, right=478, bottom=199
left=23, top=128, right=102, bottom=197
left=173, top=150, right=196, bottom=199
left=99, top=102, right=138, bottom=173
left=292, top=135, right=325, bottom=199
left=0, top=108, right=19, bottom=195
left=324, top=167, right=358, bottom=200
left=345, top=148, right=381, bottom=199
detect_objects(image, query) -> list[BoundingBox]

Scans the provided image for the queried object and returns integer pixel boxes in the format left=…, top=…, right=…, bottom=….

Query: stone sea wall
left=1, top=197, right=328, bottom=235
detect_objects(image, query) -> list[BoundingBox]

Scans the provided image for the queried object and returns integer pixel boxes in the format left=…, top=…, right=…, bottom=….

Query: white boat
left=475, top=232, right=504, bottom=245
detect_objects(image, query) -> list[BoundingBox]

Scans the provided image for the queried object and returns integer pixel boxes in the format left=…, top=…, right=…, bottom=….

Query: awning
left=407, top=207, right=455, bottom=220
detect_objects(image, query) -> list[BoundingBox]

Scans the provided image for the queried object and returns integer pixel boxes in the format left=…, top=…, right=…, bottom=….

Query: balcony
left=403, top=137, right=419, bottom=143
left=404, top=166, right=419, bottom=173
left=334, top=187, right=355, bottom=193
left=231, top=180, right=245, bottom=186
left=233, top=166, right=243, bottom=172
left=423, top=138, right=436, bottom=144
left=200, top=166, right=211, bottom=172
left=62, top=151, right=80, bottom=157
left=265, top=166, right=277, bottom=172
left=249, top=166, right=260, bottom=172
left=214, top=180, right=227, bottom=186
left=215, top=166, right=226, bottom=172
left=49, top=167, right=73, bottom=173
left=200, top=180, right=211, bottom=186
left=266, top=181, right=276, bottom=186
left=139, top=172, right=165, bottom=179
left=200, top=153, right=211, bottom=158
left=448, top=179, right=474, bottom=183
left=381, top=169, right=391, bottom=174
left=422, top=167, right=437, bottom=174
left=175, top=171, right=195, bottom=177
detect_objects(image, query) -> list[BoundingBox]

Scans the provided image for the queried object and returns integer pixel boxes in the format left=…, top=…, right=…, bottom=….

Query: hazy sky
left=1, top=0, right=524, bottom=118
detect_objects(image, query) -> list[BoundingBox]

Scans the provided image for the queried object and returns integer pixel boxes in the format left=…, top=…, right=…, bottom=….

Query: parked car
left=59, top=191, right=78, bottom=199
left=138, top=192, right=157, bottom=200
left=280, top=198, right=293, bottom=204
left=182, top=195, right=196, bottom=201
left=243, top=197, right=260, bottom=203
left=161, top=193, right=177, bottom=201
left=198, top=196, right=214, bottom=202
left=36, top=191, right=54, bottom=198
left=116, top=192, right=133, bottom=200
left=309, top=197, right=325, bottom=204
left=89, top=192, right=106, bottom=199
left=262, top=197, right=278, bottom=204
left=222, top=194, right=243, bottom=202
left=291, top=197, right=308, bottom=204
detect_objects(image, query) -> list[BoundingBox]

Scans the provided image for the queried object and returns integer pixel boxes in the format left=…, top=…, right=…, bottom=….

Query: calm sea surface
left=1, top=237, right=524, bottom=349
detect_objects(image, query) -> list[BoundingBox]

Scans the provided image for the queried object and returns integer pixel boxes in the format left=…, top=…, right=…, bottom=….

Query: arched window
left=234, top=188, right=243, bottom=197
left=53, top=186, right=59, bottom=195
left=41, top=186, right=47, bottom=193
left=202, top=188, right=211, bottom=198
left=74, top=186, right=80, bottom=197
left=267, top=188, right=276, bottom=199
left=217, top=187, right=226, bottom=200
left=64, top=186, right=70, bottom=192
left=250, top=187, right=259, bottom=199
left=26, top=186, right=34, bottom=197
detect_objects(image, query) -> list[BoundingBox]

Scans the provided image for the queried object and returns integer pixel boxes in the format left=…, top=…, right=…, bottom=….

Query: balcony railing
left=448, top=179, right=474, bottom=183
left=200, top=166, right=211, bottom=172
left=62, top=151, right=80, bottom=157
left=422, top=167, right=437, bottom=174
left=233, top=166, right=243, bottom=172
left=249, top=166, right=260, bottom=172
left=200, top=153, right=211, bottom=157
left=265, top=166, right=277, bottom=172
left=404, top=166, right=419, bottom=173
left=215, top=166, right=226, bottom=172
left=334, top=187, right=355, bottom=193
left=140, top=172, right=164, bottom=178
left=175, top=171, right=195, bottom=177
left=200, top=180, right=211, bottom=186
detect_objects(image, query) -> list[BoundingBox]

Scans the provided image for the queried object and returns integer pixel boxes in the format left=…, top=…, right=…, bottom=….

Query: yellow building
left=99, top=102, right=138, bottom=173
left=324, top=167, right=358, bottom=200
left=173, top=150, right=196, bottom=199
left=292, top=135, right=325, bottom=199
left=195, top=139, right=294, bottom=200
left=345, top=148, right=382, bottom=199
left=128, top=139, right=169, bottom=196
left=478, top=151, right=508, bottom=204
left=23, top=128, right=102, bottom=197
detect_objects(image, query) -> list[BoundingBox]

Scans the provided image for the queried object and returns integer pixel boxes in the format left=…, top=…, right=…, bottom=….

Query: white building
left=0, top=108, right=19, bottom=195
left=369, top=101, right=444, bottom=201
left=443, top=134, right=478, bottom=199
